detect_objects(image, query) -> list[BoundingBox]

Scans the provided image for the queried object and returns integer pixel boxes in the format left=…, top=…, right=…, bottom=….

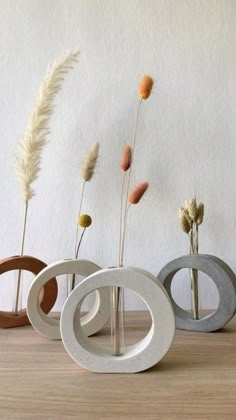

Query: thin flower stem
left=120, top=99, right=142, bottom=266
left=189, top=223, right=199, bottom=320
left=196, top=223, right=199, bottom=253
left=112, top=285, right=124, bottom=356
left=72, top=228, right=86, bottom=290
left=74, top=180, right=86, bottom=257
left=14, top=201, right=28, bottom=314
left=76, top=228, right=86, bottom=259
left=120, top=204, right=131, bottom=267
left=70, top=181, right=86, bottom=295
left=115, top=286, right=121, bottom=355
left=118, top=173, right=126, bottom=266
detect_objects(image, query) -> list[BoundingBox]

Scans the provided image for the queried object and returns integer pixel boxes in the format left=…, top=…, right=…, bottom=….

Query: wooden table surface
left=0, top=311, right=236, bottom=419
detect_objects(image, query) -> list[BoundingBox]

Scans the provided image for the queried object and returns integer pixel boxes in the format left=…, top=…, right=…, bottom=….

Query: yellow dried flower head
left=78, top=214, right=92, bottom=228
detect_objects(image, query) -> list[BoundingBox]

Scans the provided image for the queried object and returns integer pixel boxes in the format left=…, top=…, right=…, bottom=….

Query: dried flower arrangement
left=113, top=75, right=153, bottom=356
left=119, top=75, right=153, bottom=267
left=178, top=198, right=205, bottom=319
left=14, top=51, right=79, bottom=314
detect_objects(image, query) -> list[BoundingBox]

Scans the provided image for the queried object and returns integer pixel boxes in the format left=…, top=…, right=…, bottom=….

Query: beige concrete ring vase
left=60, top=267, right=175, bottom=373
left=0, top=255, right=58, bottom=328
left=27, top=259, right=110, bottom=340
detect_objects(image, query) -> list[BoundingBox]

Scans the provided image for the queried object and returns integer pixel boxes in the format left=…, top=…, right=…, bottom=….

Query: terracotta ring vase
left=0, top=255, right=58, bottom=328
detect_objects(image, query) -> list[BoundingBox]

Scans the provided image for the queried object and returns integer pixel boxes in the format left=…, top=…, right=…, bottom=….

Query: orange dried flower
left=128, top=181, right=149, bottom=205
left=138, top=75, right=154, bottom=100
left=120, top=144, right=132, bottom=171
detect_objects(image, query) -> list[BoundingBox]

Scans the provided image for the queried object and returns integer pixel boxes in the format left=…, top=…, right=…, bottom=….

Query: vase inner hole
left=170, top=268, right=220, bottom=318
left=77, top=287, right=152, bottom=354
left=0, top=270, right=41, bottom=312
left=44, top=274, right=96, bottom=318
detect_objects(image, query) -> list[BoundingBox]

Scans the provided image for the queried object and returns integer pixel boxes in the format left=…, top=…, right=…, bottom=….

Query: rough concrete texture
left=157, top=254, right=236, bottom=332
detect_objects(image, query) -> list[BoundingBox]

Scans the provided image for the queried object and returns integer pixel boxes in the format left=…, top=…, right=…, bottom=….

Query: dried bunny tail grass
left=197, top=202, right=204, bottom=225
left=138, top=75, right=154, bottom=100
left=129, top=181, right=149, bottom=205
left=183, top=208, right=193, bottom=227
left=184, top=200, right=190, bottom=210
left=186, top=198, right=198, bottom=222
left=120, top=144, right=132, bottom=171
left=16, top=50, right=79, bottom=202
left=179, top=208, right=191, bottom=234
left=80, top=142, right=100, bottom=182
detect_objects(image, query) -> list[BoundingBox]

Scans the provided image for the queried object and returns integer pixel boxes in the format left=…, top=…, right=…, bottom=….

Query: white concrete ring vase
left=27, top=259, right=110, bottom=340
left=60, top=266, right=175, bottom=373
left=158, top=254, right=236, bottom=332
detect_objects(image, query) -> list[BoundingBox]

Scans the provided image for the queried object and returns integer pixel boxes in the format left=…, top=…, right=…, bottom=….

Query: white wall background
left=0, top=0, right=235, bottom=311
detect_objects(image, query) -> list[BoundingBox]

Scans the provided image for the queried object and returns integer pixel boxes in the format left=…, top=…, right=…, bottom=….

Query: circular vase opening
left=170, top=268, right=220, bottom=319
left=27, top=259, right=110, bottom=339
left=75, top=286, right=152, bottom=353
left=0, top=255, right=57, bottom=328
left=41, top=274, right=98, bottom=320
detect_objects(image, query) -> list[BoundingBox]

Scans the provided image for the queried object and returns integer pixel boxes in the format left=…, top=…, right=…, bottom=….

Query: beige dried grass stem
left=80, top=143, right=100, bottom=182
left=14, top=50, right=79, bottom=313
left=74, top=143, right=99, bottom=258
left=71, top=144, right=99, bottom=293
left=179, top=197, right=205, bottom=320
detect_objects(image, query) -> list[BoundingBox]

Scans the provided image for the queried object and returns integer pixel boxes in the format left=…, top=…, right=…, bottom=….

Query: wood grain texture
left=0, top=311, right=236, bottom=419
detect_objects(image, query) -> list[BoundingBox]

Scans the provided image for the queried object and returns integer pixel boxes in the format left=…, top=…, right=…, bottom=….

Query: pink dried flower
left=128, top=181, right=149, bottom=204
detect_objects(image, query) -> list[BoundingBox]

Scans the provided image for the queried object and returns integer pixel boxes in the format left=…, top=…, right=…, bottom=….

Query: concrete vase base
left=158, top=254, right=236, bottom=332
left=60, top=266, right=175, bottom=373
left=27, top=259, right=110, bottom=340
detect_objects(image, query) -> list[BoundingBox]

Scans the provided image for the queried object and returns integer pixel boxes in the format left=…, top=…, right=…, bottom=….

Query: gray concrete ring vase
left=60, top=266, right=175, bottom=373
left=27, top=259, right=110, bottom=340
left=158, top=254, right=236, bottom=332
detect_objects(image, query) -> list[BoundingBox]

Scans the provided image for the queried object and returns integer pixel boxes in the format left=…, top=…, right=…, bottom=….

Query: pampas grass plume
left=120, top=144, right=132, bottom=171
left=129, top=181, right=149, bottom=204
left=80, top=142, right=100, bottom=182
left=16, top=50, right=79, bottom=202
left=138, top=75, right=154, bottom=100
